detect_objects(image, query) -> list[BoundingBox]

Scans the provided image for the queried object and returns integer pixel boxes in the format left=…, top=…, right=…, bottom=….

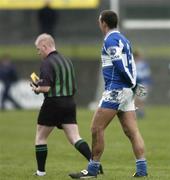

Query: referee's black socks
left=35, top=144, right=48, bottom=172
left=74, top=139, right=91, bottom=161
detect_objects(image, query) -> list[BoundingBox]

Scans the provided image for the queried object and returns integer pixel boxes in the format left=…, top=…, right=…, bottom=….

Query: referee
left=31, top=33, right=95, bottom=176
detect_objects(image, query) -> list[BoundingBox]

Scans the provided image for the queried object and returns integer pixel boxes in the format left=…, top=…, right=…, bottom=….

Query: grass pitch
left=0, top=45, right=170, bottom=61
left=0, top=106, right=170, bottom=180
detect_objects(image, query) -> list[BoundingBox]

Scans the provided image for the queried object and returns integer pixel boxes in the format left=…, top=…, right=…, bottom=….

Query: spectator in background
left=0, top=55, right=21, bottom=110
left=134, top=50, right=152, bottom=119
left=37, top=0, right=59, bottom=37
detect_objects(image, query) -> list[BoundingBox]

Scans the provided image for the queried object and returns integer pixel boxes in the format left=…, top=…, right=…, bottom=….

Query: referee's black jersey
left=38, top=51, right=76, bottom=97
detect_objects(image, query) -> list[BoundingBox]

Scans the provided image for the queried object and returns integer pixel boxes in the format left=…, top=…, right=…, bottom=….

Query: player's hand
left=133, top=84, right=147, bottom=97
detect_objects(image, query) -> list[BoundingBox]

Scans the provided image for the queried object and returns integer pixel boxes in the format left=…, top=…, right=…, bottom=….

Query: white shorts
left=99, top=88, right=135, bottom=112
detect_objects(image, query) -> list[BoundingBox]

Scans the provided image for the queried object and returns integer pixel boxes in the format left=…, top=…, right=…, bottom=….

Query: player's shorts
left=99, top=88, right=135, bottom=111
left=38, top=96, right=76, bottom=129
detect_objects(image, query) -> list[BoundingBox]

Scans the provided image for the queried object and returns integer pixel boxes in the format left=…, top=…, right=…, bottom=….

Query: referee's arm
left=32, top=85, right=50, bottom=94
left=33, top=58, right=53, bottom=94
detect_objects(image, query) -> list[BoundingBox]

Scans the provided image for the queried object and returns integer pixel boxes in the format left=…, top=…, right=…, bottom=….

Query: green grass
left=0, top=45, right=101, bottom=61
left=0, top=45, right=170, bottom=61
left=0, top=106, right=170, bottom=180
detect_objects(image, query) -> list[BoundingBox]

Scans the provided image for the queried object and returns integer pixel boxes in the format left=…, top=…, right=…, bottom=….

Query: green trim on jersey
left=48, top=53, right=76, bottom=97
left=50, top=59, right=61, bottom=96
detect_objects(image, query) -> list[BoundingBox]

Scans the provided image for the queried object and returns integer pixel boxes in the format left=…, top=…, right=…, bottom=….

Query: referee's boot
left=98, top=164, right=104, bottom=174
left=33, top=170, right=46, bottom=176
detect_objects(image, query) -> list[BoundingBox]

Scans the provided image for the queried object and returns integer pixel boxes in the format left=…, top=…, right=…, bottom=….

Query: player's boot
left=69, top=169, right=97, bottom=179
left=69, top=159, right=100, bottom=179
left=133, top=172, right=148, bottom=177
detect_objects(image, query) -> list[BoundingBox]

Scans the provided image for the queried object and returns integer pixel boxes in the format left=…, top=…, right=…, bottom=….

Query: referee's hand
left=30, top=82, right=39, bottom=94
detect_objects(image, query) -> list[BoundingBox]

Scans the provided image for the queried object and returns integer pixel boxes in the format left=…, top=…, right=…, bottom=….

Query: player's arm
left=113, top=58, right=135, bottom=87
left=105, top=40, right=136, bottom=88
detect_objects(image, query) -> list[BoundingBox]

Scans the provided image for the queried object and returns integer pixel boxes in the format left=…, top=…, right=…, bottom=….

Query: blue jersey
left=101, top=30, right=136, bottom=90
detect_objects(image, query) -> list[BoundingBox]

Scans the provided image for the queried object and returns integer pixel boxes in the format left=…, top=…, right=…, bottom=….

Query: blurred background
left=0, top=0, right=170, bottom=110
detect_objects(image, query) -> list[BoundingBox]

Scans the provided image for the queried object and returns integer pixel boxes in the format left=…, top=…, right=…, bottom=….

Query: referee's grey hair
left=35, top=33, right=55, bottom=47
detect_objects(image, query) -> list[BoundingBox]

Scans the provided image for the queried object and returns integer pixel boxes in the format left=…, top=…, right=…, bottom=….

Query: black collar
left=47, top=50, right=58, bottom=57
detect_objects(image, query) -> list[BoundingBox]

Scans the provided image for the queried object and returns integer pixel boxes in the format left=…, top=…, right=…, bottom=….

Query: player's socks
left=135, top=158, right=147, bottom=176
left=74, top=139, right=91, bottom=161
left=35, top=144, right=47, bottom=172
left=87, top=159, right=100, bottom=176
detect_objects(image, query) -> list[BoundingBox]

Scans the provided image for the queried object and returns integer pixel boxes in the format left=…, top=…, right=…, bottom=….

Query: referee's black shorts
left=37, top=96, right=77, bottom=129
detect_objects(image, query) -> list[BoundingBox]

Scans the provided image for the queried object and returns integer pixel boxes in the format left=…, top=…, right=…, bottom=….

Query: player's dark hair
left=100, top=10, right=118, bottom=29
